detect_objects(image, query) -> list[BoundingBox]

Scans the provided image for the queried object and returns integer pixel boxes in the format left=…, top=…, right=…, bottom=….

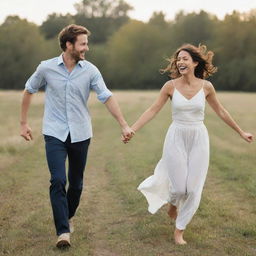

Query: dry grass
left=0, top=90, right=256, bottom=256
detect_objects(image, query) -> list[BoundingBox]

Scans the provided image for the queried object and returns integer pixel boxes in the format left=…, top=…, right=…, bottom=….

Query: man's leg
left=66, top=137, right=90, bottom=219
left=44, top=135, right=70, bottom=236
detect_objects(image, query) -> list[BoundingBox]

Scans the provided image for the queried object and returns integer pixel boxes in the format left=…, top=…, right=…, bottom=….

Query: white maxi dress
left=138, top=85, right=209, bottom=230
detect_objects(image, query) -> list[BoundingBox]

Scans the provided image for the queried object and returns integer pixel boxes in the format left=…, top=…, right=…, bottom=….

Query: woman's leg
left=175, top=129, right=209, bottom=232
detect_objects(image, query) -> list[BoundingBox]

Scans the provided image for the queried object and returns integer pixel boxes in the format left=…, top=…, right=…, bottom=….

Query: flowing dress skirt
left=138, top=120, right=209, bottom=230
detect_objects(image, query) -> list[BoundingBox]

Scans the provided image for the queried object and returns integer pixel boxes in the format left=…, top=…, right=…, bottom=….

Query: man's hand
left=121, top=125, right=135, bottom=144
left=20, top=123, right=33, bottom=141
left=104, top=96, right=135, bottom=143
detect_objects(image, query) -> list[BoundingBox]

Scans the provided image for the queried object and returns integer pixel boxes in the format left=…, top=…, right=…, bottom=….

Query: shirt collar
left=78, top=60, right=86, bottom=67
left=58, top=54, right=86, bottom=67
left=57, top=54, right=64, bottom=65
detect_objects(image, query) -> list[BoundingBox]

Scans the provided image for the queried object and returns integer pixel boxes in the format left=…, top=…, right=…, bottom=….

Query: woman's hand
left=240, top=131, right=253, bottom=143
left=121, top=128, right=135, bottom=144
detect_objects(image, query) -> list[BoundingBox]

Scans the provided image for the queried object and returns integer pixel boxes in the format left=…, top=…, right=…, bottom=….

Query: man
left=20, top=24, right=133, bottom=248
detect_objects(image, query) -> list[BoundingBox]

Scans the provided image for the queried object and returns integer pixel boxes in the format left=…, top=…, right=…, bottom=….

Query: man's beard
left=71, top=49, right=85, bottom=63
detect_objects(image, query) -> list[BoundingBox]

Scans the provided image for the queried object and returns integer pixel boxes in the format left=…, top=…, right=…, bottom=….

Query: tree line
left=0, top=0, right=256, bottom=91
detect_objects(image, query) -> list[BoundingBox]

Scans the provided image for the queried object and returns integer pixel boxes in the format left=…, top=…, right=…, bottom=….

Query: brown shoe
left=56, top=233, right=71, bottom=248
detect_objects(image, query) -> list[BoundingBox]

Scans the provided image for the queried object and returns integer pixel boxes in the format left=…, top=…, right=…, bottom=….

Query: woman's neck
left=180, top=74, right=198, bottom=86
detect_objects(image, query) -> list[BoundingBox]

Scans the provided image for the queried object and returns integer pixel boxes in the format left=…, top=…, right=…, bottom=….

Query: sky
left=0, top=0, right=256, bottom=25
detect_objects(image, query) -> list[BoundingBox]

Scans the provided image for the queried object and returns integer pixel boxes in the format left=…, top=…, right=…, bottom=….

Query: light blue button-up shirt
left=25, top=55, right=112, bottom=143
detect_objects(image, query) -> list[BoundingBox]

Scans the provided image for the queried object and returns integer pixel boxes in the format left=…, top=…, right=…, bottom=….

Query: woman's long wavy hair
left=161, top=44, right=217, bottom=79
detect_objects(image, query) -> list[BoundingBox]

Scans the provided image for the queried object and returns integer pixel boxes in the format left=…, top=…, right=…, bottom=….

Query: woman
left=124, top=44, right=253, bottom=245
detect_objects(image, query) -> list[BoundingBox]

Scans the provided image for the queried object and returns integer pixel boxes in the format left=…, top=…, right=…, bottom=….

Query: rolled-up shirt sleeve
left=90, top=69, right=112, bottom=103
left=25, top=63, right=46, bottom=93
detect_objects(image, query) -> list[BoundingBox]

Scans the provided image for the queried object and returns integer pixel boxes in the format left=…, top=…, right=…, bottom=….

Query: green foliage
left=0, top=16, right=55, bottom=90
left=148, top=11, right=169, bottom=29
left=73, top=15, right=130, bottom=44
left=74, top=0, right=133, bottom=18
left=40, top=13, right=75, bottom=39
left=38, top=0, right=132, bottom=43
left=1, top=7, right=256, bottom=91
left=172, top=10, right=218, bottom=46
left=212, top=11, right=256, bottom=91
left=103, top=20, right=170, bottom=89
left=86, top=43, right=107, bottom=71
left=72, top=0, right=133, bottom=43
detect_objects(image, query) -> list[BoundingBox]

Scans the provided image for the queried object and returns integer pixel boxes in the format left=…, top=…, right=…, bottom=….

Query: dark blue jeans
left=44, top=134, right=90, bottom=235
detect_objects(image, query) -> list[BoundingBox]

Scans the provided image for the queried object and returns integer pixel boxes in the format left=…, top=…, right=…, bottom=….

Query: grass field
left=0, top=90, right=256, bottom=256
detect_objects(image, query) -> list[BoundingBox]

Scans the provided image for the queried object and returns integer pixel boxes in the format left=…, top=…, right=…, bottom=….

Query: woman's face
left=176, top=50, right=198, bottom=76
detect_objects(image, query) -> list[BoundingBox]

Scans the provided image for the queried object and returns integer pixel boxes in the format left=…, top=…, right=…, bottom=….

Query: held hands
left=240, top=131, right=253, bottom=143
left=20, top=123, right=33, bottom=141
left=121, top=125, right=135, bottom=144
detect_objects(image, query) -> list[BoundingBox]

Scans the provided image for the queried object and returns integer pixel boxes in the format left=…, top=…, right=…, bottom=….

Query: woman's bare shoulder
left=203, top=80, right=216, bottom=98
left=204, top=80, right=214, bottom=88
left=163, top=79, right=177, bottom=95
left=204, top=80, right=215, bottom=91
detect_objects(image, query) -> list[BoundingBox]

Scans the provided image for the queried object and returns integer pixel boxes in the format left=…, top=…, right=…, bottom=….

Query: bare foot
left=167, top=204, right=177, bottom=220
left=174, top=228, right=187, bottom=245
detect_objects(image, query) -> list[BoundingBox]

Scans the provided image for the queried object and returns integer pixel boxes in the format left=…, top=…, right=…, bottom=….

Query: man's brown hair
left=58, top=24, right=91, bottom=51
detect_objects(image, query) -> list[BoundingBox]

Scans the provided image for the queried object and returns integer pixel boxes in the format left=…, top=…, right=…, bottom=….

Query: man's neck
left=62, top=52, right=77, bottom=72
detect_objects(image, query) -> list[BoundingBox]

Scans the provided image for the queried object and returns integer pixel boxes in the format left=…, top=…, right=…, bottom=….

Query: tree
left=74, top=0, right=133, bottom=18
left=39, top=0, right=133, bottom=43
left=0, top=16, right=55, bottom=89
left=104, top=20, right=171, bottom=89
left=212, top=11, right=256, bottom=91
left=40, top=13, right=75, bottom=39
left=148, top=11, right=169, bottom=29
left=172, top=10, right=217, bottom=46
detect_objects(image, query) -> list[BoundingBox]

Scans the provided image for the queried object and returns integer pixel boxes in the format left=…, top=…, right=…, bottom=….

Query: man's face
left=69, top=34, right=89, bottom=62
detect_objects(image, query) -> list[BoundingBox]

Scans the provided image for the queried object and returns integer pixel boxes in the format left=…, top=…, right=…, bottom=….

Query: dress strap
left=170, top=80, right=176, bottom=99
left=171, top=79, right=175, bottom=88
